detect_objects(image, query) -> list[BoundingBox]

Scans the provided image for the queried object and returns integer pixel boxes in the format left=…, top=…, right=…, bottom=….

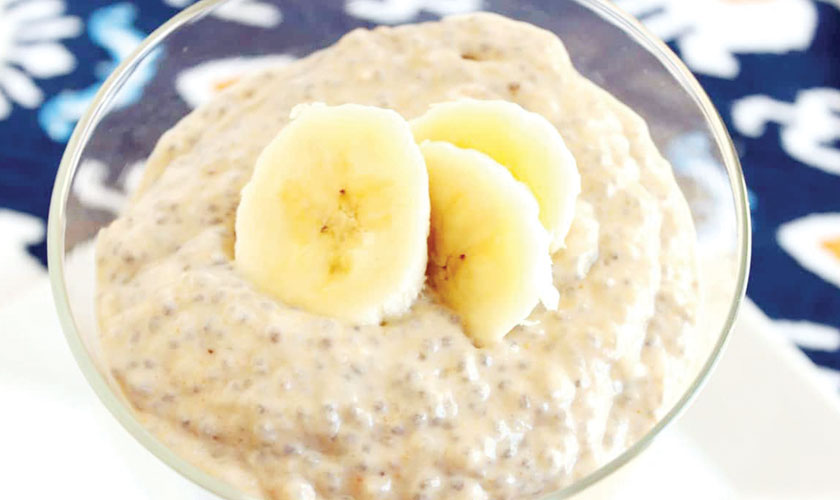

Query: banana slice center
left=320, top=188, right=361, bottom=275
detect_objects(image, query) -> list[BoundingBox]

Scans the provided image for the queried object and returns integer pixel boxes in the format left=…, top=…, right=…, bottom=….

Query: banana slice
left=412, top=99, right=580, bottom=252
left=422, top=141, right=558, bottom=346
left=235, top=103, right=430, bottom=325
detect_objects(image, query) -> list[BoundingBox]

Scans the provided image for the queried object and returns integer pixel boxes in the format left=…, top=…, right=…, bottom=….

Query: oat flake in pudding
left=95, top=13, right=699, bottom=500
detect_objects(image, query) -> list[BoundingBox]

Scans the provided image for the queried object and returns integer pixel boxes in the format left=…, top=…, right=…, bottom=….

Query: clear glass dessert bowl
left=48, top=0, right=750, bottom=498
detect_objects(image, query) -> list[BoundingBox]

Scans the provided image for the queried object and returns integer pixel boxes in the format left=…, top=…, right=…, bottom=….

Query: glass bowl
left=48, top=0, right=750, bottom=498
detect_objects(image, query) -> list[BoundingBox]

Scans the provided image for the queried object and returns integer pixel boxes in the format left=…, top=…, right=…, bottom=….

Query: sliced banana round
left=412, top=99, right=580, bottom=252
left=235, top=103, right=430, bottom=325
left=421, top=141, right=559, bottom=346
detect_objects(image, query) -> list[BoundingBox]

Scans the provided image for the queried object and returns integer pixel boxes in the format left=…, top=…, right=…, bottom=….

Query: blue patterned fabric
left=616, top=0, right=840, bottom=383
left=0, top=0, right=838, bottom=388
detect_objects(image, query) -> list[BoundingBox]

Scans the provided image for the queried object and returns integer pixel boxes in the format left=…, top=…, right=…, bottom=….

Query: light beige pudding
left=95, top=13, right=698, bottom=500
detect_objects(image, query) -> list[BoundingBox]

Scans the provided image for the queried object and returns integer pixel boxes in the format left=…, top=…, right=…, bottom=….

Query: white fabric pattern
left=175, top=55, right=297, bottom=108
left=346, top=0, right=482, bottom=24
left=163, top=0, right=283, bottom=27
left=0, top=0, right=81, bottom=119
left=775, top=319, right=840, bottom=351
left=72, top=159, right=144, bottom=215
left=0, top=210, right=46, bottom=299
left=732, top=88, right=840, bottom=176
left=615, top=0, right=820, bottom=78
left=777, top=213, right=840, bottom=289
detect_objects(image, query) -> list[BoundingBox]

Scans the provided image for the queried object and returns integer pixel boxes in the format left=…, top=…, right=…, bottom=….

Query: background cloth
left=0, top=0, right=838, bottom=390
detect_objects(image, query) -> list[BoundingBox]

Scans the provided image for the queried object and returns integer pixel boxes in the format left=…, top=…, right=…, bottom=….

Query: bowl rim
left=47, top=0, right=751, bottom=498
